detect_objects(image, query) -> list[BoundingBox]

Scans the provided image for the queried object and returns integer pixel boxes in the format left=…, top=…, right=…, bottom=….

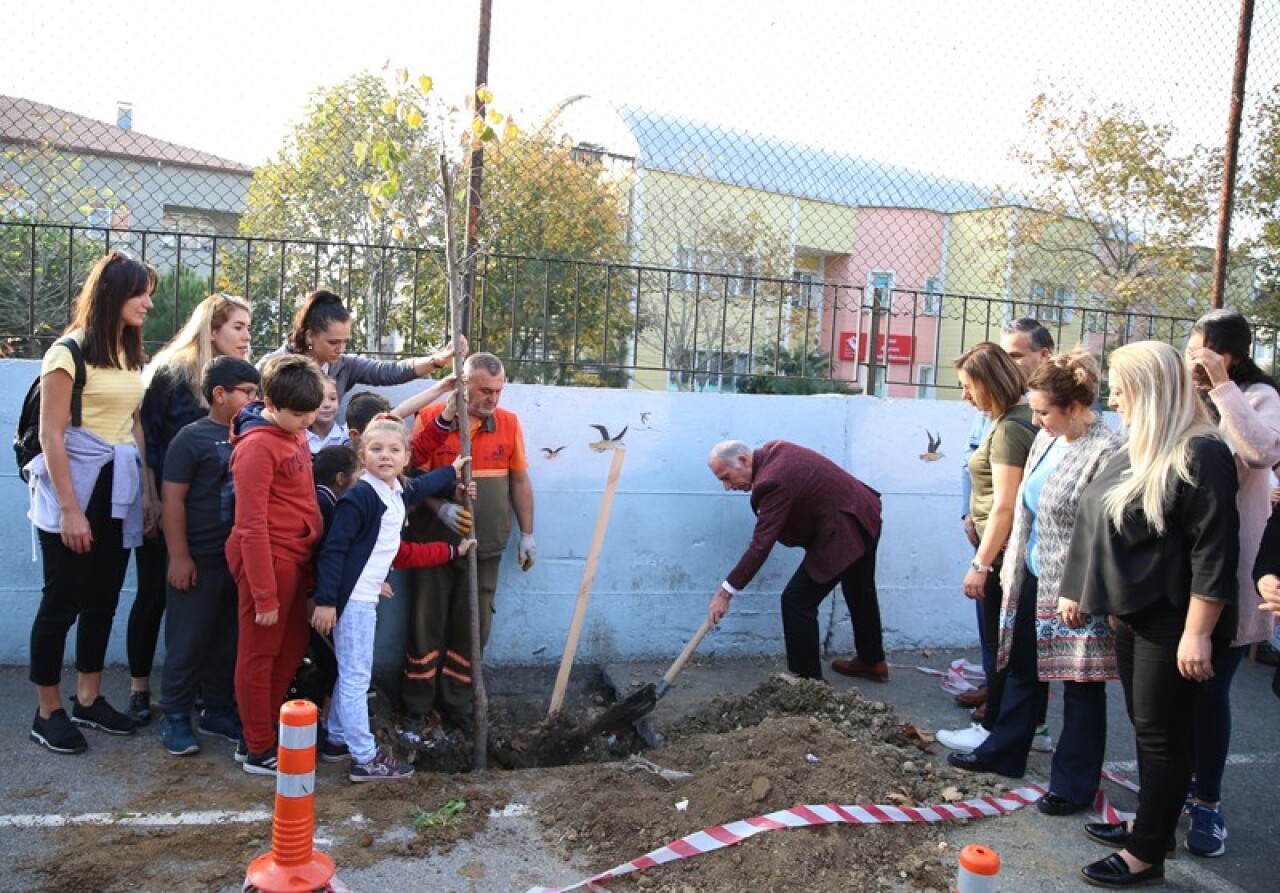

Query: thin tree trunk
left=439, top=152, right=487, bottom=770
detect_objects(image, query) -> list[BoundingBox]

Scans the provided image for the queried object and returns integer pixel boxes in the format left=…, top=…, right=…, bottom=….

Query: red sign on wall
left=839, top=332, right=915, bottom=363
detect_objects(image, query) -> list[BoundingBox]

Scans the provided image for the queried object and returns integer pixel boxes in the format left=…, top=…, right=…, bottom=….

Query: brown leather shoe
left=955, top=686, right=987, bottom=709
left=831, top=657, right=889, bottom=682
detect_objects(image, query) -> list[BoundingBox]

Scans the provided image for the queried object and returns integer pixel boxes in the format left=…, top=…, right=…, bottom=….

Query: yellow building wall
left=936, top=208, right=1122, bottom=396
left=635, top=170, right=857, bottom=265
left=630, top=169, right=855, bottom=390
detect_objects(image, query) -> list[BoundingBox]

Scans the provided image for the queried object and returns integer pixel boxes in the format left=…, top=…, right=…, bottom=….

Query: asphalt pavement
left=0, top=649, right=1274, bottom=892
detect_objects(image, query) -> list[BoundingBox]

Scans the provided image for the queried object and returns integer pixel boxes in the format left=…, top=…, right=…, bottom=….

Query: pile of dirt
left=18, top=675, right=1015, bottom=892
left=537, top=675, right=1012, bottom=892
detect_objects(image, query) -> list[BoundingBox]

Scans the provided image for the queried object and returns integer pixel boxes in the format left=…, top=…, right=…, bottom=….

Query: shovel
left=589, top=617, right=714, bottom=732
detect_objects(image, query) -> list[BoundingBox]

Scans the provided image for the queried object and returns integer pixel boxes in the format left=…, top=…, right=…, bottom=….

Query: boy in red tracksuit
left=226, top=354, right=326, bottom=775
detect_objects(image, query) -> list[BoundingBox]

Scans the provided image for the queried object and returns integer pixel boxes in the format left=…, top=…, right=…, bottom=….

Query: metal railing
left=4, top=220, right=1270, bottom=395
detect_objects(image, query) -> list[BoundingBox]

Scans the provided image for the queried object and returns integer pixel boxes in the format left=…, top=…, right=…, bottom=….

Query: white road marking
left=0, top=809, right=271, bottom=828
left=1105, top=752, right=1280, bottom=773
left=0, top=803, right=535, bottom=829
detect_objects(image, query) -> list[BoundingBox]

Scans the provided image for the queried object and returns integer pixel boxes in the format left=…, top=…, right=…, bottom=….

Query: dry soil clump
left=537, top=675, right=1013, bottom=892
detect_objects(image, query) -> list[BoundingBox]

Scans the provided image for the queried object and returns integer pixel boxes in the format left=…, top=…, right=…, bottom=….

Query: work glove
left=518, top=532, right=537, bottom=571
left=437, top=502, right=473, bottom=537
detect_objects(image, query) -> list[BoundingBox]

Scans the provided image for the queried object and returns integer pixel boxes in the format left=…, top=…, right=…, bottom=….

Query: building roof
left=0, top=95, right=253, bottom=176
left=615, top=105, right=992, bottom=214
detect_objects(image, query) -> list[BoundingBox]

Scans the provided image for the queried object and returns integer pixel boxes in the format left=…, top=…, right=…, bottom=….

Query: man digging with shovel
left=706, top=440, right=888, bottom=682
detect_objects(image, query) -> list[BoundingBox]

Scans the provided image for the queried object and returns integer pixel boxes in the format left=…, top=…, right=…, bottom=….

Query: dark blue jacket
left=312, top=466, right=457, bottom=616
left=140, top=365, right=206, bottom=486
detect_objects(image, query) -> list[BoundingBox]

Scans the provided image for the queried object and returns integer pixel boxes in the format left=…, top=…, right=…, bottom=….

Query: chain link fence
left=4, top=1, right=1280, bottom=394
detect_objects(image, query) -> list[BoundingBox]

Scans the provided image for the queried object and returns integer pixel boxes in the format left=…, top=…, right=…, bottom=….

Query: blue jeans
left=329, top=600, right=379, bottom=765
left=1190, top=644, right=1247, bottom=803
left=1049, top=680, right=1107, bottom=806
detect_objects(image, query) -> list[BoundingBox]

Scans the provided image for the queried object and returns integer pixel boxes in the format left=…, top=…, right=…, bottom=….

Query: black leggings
left=127, top=534, right=168, bottom=679
left=1116, top=599, right=1211, bottom=866
left=29, top=463, right=132, bottom=686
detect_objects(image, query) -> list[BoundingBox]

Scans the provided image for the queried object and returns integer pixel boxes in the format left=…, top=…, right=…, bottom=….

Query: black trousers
left=127, top=533, right=168, bottom=679
left=29, top=463, right=132, bottom=686
left=971, top=571, right=1047, bottom=776
left=977, top=554, right=1007, bottom=732
left=159, top=556, right=238, bottom=715
left=1115, top=598, right=1209, bottom=866
left=781, top=536, right=884, bottom=680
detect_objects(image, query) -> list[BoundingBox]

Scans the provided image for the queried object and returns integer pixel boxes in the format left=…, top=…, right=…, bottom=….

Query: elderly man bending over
left=706, top=439, right=887, bottom=682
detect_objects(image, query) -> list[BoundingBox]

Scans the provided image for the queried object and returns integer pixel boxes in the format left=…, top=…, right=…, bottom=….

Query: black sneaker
left=70, top=696, right=137, bottom=736
left=128, top=690, right=152, bottom=726
left=234, top=738, right=248, bottom=764
left=242, top=746, right=278, bottom=776
left=318, top=736, right=350, bottom=763
left=31, top=708, right=88, bottom=754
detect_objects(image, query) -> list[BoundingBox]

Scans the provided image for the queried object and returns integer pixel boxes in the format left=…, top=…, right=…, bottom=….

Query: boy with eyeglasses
left=157, top=357, right=260, bottom=756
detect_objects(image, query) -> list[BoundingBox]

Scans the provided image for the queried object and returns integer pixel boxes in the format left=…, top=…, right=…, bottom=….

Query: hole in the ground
left=366, top=663, right=654, bottom=773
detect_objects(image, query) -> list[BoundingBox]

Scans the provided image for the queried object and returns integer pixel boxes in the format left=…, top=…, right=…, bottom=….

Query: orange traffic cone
left=244, top=700, right=335, bottom=893
left=955, top=844, right=1000, bottom=892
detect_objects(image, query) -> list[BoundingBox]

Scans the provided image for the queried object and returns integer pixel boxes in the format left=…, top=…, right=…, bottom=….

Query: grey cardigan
left=259, top=345, right=420, bottom=402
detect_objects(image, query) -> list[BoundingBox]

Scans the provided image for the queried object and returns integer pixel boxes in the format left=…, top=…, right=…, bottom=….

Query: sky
left=4, top=0, right=1277, bottom=193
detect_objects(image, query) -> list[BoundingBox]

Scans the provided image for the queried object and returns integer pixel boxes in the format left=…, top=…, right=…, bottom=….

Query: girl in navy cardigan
left=310, top=418, right=473, bottom=782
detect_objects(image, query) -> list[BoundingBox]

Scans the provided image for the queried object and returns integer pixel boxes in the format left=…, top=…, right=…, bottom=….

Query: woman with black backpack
left=26, top=252, right=158, bottom=755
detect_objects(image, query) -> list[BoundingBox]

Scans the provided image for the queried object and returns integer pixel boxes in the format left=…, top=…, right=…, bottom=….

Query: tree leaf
left=419, top=75, right=434, bottom=95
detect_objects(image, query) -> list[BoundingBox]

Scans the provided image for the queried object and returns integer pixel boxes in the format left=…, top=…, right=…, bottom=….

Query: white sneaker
left=937, top=723, right=990, bottom=753
left=1032, top=724, right=1054, bottom=753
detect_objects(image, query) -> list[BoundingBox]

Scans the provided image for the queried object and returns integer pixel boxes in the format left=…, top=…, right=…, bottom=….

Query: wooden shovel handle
left=661, top=617, right=714, bottom=687
left=547, top=446, right=626, bottom=717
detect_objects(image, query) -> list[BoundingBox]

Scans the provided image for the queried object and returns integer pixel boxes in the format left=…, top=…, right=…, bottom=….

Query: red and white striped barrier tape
left=896, top=657, right=986, bottom=696
left=528, top=768, right=1144, bottom=892
left=1095, top=769, right=1140, bottom=825
left=525, top=784, right=1047, bottom=893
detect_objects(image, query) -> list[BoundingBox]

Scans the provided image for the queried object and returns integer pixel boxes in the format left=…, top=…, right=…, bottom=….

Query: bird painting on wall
left=636, top=410, right=660, bottom=432
left=588, top=424, right=628, bottom=452
left=541, top=446, right=566, bottom=459
left=919, top=431, right=944, bottom=462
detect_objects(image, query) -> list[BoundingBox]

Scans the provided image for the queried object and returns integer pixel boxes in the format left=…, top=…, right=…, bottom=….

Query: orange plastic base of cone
left=245, top=849, right=335, bottom=893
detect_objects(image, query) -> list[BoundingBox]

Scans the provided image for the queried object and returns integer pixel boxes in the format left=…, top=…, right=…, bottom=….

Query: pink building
left=822, top=208, right=947, bottom=398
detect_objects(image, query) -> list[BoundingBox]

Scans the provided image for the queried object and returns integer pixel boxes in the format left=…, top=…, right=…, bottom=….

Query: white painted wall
left=0, top=358, right=982, bottom=668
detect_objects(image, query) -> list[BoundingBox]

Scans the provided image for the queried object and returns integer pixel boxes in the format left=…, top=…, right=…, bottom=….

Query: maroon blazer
left=725, top=440, right=881, bottom=590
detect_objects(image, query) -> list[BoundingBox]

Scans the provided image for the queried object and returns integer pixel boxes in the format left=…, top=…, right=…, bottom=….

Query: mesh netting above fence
left=4, top=3, right=1280, bottom=394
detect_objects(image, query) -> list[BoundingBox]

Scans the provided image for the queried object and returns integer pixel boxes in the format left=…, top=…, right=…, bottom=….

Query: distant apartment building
left=1, top=95, right=253, bottom=258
